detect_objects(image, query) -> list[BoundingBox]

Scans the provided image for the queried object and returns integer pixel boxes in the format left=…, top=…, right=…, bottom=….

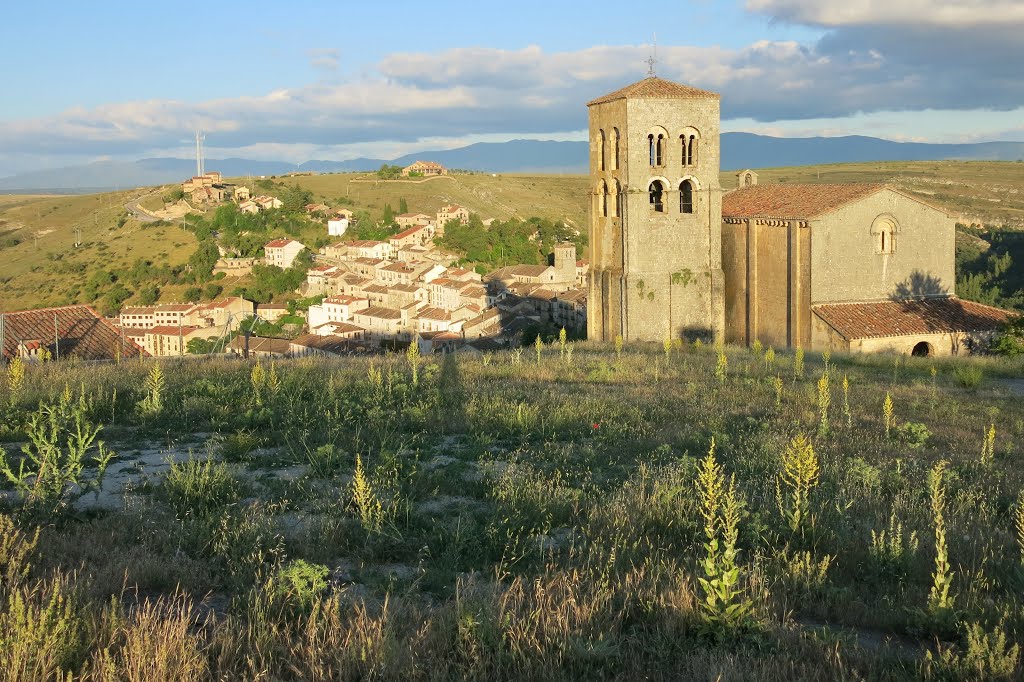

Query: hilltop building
left=402, top=161, right=447, bottom=177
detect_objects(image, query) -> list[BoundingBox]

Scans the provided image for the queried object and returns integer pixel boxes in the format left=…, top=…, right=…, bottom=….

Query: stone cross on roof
left=646, top=33, right=658, bottom=77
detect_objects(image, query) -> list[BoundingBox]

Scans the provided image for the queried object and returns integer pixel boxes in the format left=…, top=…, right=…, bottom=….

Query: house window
left=649, top=180, right=665, bottom=212
left=679, top=180, right=694, bottom=214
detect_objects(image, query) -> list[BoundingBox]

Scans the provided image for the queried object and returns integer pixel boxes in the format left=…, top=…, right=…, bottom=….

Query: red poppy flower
left=592, top=423, right=600, bottom=430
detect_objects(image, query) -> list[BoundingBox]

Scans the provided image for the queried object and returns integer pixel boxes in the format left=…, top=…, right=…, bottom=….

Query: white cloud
left=746, top=0, right=1024, bottom=27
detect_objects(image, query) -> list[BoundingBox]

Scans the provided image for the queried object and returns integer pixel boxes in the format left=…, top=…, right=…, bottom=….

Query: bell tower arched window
left=649, top=180, right=665, bottom=213
left=680, top=130, right=700, bottom=167
left=611, top=128, right=619, bottom=170
left=598, top=129, right=606, bottom=171
left=612, top=179, right=621, bottom=217
left=679, top=180, right=694, bottom=214
left=648, top=134, right=665, bottom=167
left=596, top=180, right=608, bottom=217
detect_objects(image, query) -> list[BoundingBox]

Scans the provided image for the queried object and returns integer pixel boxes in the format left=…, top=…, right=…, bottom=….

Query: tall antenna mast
left=646, top=33, right=658, bottom=77
left=195, top=130, right=206, bottom=177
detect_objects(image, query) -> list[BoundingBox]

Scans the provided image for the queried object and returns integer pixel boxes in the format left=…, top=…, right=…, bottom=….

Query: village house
left=304, top=264, right=339, bottom=295
left=327, top=217, right=349, bottom=237
left=308, top=321, right=366, bottom=338
left=304, top=203, right=331, bottom=215
left=389, top=225, right=431, bottom=251
left=142, top=325, right=208, bottom=357
left=120, top=306, right=156, bottom=329
left=435, top=204, right=470, bottom=235
left=229, top=336, right=293, bottom=358
left=187, top=297, right=255, bottom=330
left=395, top=213, right=432, bottom=229
left=290, top=334, right=363, bottom=356
left=352, top=306, right=405, bottom=342
left=253, top=195, right=284, bottom=211
left=264, top=239, right=305, bottom=269
left=214, top=257, right=257, bottom=276
left=402, top=160, right=447, bottom=177
left=238, top=200, right=259, bottom=214
left=350, top=257, right=386, bottom=281
left=307, top=295, right=371, bottom=330
left=385, top=284, right=428, bottom=310
left=416, top=331, right=463, bottom=355
left=233, top=186, right=251, bottom=202
left=2, top=305, right=146, bottom=362
left=254, top=303, right=291, bottom=324
left=486, top=243, right=579, bottom=294
left=347, top=240, right=392, bottom=260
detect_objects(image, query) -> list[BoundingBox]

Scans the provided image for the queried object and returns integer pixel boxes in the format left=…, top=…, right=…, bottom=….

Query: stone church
left=587, top=76, right=1010, bottom=356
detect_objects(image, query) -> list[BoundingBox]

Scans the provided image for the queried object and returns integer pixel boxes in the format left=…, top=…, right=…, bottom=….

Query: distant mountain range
left=2, top=135, right=1023, bottom=192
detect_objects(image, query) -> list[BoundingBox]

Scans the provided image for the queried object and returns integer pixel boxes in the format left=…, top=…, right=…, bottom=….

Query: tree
left=189, top=241, right=220, bottom=282
left=183, top=286, right=202, bottom=303
left=382, top=203, right=395, bottom=226
left=399, top=197, right=408, bottom=214
left=139, top=285, right=160, bottom=305
left=203, top=283, right=224, bottom=300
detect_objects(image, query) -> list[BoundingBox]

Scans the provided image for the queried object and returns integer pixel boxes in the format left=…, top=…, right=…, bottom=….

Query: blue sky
left=2, top=0, right=1022, bottom=175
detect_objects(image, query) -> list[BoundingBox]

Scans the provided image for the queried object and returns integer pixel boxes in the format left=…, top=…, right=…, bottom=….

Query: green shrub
left=953, top=365, right=984, bottom=389
left=161, top=456, right=240, bottom=518
left=898, top=421, right=931, bottom=448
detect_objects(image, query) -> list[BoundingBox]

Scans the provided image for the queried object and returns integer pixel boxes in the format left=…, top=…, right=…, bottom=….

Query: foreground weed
left=406, top=341, right=420, bottom=387
left=696, top=440, right=754, bottom=632
left=817, top=372, right=830, bottom=436
left=614, top=334, right=623, bottom=361
left=764, top=346, right=775, bottom=372
left=559, top=327, right=567, bottom=360
left=870, top=511, right=919, bottom=577
left=534, top=335, right=543, bottom=365
left=776, top=434, right=819, bottom=535
left=930, top=365, right=938, bottom=400
left=715, top=344, right=728, bottom=384
left=0, top=389, right=114, bottom=514
left=137, top=363, right=164, bottom=417
left=926, top=621, right=1020, bottom=680
left=883, top=392, right=894, bottom=438
left=0, top=513, right=39, bottom=587
left=1015, top=491, right=1024, bottom=565
left=842, top=374, right=852, bottom=428
left=350, top=454, right=385, bottom=533
left=6, top=356, right=25, bottom=409
left=163, top=456, right=240, bottom=518
left=751, top=339, right=762, bottom=358
left=664, top=335, right=672, bottom=365
left=772, top=375, right=784, bottom=408
left=927, top=460, right=956, bottom=617
left=273, top=559, right=329, bottom=611
left=794, top=347, right=804, bottom=380
left=980, top=423, right=996, bottom=465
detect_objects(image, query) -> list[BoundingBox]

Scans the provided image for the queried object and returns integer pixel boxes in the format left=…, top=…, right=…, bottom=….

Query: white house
left=328, top=218, right=349, bottom=237
left=264, top=239, right=305, bottom=269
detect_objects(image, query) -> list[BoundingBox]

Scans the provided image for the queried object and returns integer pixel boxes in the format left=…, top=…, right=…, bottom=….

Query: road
left=124, top=192, right=160, bottom=223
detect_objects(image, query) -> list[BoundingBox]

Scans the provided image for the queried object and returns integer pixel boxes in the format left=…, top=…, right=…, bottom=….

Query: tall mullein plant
left=927, top=460, right=956, bottom=615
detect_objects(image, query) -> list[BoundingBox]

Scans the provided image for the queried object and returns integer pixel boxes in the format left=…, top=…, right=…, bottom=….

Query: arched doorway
left=911, top=341, right=932, bottom=357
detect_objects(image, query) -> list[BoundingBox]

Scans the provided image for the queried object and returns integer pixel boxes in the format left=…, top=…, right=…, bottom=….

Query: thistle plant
left=870, top=511, right=919, bottom=574
left=559, top=327, right=567, bottom=359
left=715, top=345, right=728, bottom=384
left=776, top=434, right=819, bottom=534
left=764, top=346, right=775, bottom=372
left=511, top=347, right=523, bottom=365
left=751, top=339, right=762, bottom=358
left=980, top=423, right=996, bottom=465
left=842, top=374, right=852, bottom=428
left=794, top=347, right=804, bottom=380
left=565, top=343, right=574, bottom=365
left=927, top=460, right=956, bottom=615
left=821, top=349, right=831, bottom=372
left=772, top=375, right=784, bottom=408
left=696, top=440, right=752, bottom=629
left=614, top=334, right=623, bottom=361
left=406, top=341, right=420, bottom=386
left=883, top=392, right=894, bottom=438
left=267, top=361, right=281, bottom=397
left=138, top=362, right=165, bottom=417
left=6, top=355, right=25, bottom=409
left=534, top=335, right=543, bottom=365
left=817, top=372, right=830, bottom=436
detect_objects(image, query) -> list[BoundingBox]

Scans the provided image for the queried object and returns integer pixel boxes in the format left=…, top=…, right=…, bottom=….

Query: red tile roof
left=1, top=305, right=147, bottom=361
left=392, top=226, right=426, bottom=240
left=588, top=76, right=720, bottom=106
left=722, top=183, right=889, bottom=220
left=265, top=238, right=300, bottom=249
left=813, top=298, right=1013, bottom=340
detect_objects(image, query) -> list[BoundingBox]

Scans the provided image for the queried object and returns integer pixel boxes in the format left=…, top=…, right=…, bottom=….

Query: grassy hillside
left=0, top=344, right=1022, bottom=679
left=3, top=161, right=1024, bottom=312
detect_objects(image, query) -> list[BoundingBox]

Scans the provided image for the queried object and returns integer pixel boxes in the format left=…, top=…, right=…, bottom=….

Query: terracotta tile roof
left=2, top=306, right=148, bottom=361
left=325, top=295, right=365, bottom=305
left=356, top=306, right=402, bottom=320
left=265, top=238, right=300, bottom=249
left=349, top=240, right=386, bottom=248
left=156, top=304, right=195, bottom=312
left=588, top=76, right=719, bottom=106
left=230, top=336, right=292, bottom=354
left=722, top=184, right=886, bottom=220
left=392, top=226, right=426, bottom=240
left=813, top=298, right=1013, bottom=340
left=147, top=325, right=203, bottom=336
left=292, top=334, right=361, bottom=354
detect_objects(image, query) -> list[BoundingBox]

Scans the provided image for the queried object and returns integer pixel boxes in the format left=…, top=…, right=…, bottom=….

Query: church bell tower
left=586, top=76, right=724, bottom=343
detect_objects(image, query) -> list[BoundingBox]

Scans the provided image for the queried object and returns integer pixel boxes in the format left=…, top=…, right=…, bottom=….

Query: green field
left=0, top=343, right=1022, bottom=679
left=3, top=161, right=1024, bottom=312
